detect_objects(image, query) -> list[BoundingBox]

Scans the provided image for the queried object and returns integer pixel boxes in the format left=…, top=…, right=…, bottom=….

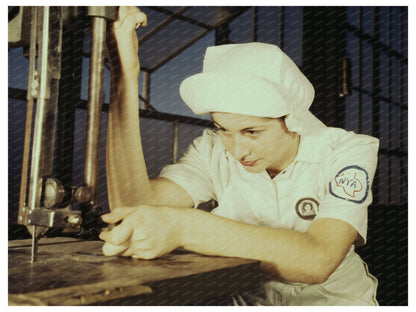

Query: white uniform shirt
left=159, top=126, right=379, bottom=305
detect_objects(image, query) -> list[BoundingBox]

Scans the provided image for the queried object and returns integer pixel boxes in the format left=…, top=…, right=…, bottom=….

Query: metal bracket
left=27, top=208, right=82, bottom=228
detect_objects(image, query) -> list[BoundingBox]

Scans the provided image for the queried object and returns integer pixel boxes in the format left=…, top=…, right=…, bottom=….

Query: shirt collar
left=294, top=128, right=330, bottom=164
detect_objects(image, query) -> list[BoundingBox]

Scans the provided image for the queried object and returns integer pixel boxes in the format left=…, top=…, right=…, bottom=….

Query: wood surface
left=9, top=237, right=260, bottom=305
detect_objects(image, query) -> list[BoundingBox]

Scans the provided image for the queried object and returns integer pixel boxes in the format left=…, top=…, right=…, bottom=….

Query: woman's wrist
left=174, top=207, right=197, bottom=249
left=120, top=65, right=140, bottom=80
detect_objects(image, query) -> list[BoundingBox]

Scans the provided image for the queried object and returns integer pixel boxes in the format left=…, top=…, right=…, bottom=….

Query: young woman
left=100, top=7, right=379, bottom=305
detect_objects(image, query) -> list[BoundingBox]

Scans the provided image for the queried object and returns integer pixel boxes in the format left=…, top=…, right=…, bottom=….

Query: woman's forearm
left=105, top=7, right=152, bottom=209
left=179, top=208, right=354, bottom=284
left=106, top=72, right=153, bottom=209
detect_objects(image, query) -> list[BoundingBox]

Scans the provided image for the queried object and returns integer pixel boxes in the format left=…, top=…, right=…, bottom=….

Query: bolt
left=74, top=186, right=92, bottom=203
left=67, top=214, right=82, bottom=226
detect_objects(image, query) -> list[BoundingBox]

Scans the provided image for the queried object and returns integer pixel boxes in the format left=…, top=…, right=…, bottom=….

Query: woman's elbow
left=261, top=260, right=333, bottom=284
left=306, top=256, right=339, bottom=284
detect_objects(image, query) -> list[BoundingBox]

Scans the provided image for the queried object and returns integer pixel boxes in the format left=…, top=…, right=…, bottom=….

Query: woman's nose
left=232, top=136, right=250, bottom=160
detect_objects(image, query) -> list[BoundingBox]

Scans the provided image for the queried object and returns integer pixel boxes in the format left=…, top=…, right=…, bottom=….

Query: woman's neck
left=267, top=133, right=300, bottom=178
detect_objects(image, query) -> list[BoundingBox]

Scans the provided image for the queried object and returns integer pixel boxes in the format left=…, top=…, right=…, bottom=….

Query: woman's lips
left=240, top=159, right=258, bottom=167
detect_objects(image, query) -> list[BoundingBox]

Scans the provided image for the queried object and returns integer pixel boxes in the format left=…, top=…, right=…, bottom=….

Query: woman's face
left=211, top=112, right=300, bottom=176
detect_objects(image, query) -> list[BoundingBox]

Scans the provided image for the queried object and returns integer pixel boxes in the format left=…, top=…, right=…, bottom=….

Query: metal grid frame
left=344, top=6, right=408, bottom=306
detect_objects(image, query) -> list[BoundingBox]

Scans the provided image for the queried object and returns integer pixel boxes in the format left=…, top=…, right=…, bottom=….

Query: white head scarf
left=179, top=42, right=325, bottom=134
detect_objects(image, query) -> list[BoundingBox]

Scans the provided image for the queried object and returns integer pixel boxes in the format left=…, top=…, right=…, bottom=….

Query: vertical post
left=83, top=16, right=107, bottom=204
left=19, top=6, right=37, bottom=222
left=23, top=6, right=64, bottom=260
left=172, top=120, right=179, bottom=164
left=141, top=71, right=150, bottom=110
left=215, top=23, right=230, bottom=45
left=26, top=6, right=63, bottom=216
left=27, top=6, right=52, bottom=220
left=56, top=11, right=84, bottom=193
left=31, top=225, right=38, bottom=262
left=80, top=7, right=116, bottom=238
left=252, top=7, right=258, bottom=42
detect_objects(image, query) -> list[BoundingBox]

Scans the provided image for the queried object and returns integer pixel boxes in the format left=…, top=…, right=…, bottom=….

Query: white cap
left=179, top=42, right=325, bottom=134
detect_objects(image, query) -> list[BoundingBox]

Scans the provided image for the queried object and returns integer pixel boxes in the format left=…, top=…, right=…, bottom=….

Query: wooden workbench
left=8, top=237, right=260, bottom=306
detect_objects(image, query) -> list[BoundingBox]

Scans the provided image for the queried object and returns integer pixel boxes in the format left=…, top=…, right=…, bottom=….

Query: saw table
left=8, top=237, right=260, bottom=305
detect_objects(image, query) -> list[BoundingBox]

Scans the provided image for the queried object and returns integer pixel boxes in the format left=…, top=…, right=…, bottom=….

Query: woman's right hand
left=106, top=6, right=147, bottom=78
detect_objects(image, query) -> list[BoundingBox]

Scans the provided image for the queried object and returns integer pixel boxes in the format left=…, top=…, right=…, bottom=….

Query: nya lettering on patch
left=329, top=165, right=370, bottom=203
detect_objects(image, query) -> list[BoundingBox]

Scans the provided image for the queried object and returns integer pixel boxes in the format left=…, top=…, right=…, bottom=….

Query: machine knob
left=43, top=178, right=65, bottom=209
left=74, top=186, right=93, bottom=203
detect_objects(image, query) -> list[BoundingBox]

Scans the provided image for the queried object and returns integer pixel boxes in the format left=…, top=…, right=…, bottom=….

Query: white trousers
left=233, top=248, right=378, bottom=306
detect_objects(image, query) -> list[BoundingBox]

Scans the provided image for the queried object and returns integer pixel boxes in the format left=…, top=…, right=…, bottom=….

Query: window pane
left=229, top=8, right=254, bottom=43
left=345, top=90, right=360, bottom=132
left=378, top=100, right=389, bottom=149
left=378, top=7, right=390, bottom=46
left=150, top=32, right=215, bottom=119
left=391, top=7, right=401, bottom=52
left=362, top=7, right=374, bottom=36
left=257, top=6, right=282, bottom=46
left=283, top=7, right=303, bottom=65
left=8, top=48, right=29, bottom=89
left=346, top=6, right=360, bottom=28
left=178, top=123, right=206, bottom=157
left=360, top=93, right=373, bottom=136
left=141, top=117, right=175, bottom=178
left=347, top=31, right=360, bottom=87
left=361, top=41, right=373, bottom=92
left=391, top=57, right=401, bottom=103
left=379, top=50, right=390, bottom=99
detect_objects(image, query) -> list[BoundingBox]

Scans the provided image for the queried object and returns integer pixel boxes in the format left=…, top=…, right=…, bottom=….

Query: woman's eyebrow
left=213, top=120, right=265, bottom=131
left=212, top=121, right=226, bottom=129
left=241, top=126, right=264, bottom=131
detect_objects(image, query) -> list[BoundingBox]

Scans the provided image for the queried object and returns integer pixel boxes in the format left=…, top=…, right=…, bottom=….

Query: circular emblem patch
left=329, top=165, right=369, bottom=203
left=295, top=198, right=319, bottom=220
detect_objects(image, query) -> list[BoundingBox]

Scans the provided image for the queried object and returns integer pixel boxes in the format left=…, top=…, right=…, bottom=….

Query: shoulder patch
left=329, top=165, right=370, bottom=203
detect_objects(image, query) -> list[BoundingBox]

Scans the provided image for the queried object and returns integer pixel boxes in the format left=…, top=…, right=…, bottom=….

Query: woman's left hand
left=99, top=205, right=184, bottom=259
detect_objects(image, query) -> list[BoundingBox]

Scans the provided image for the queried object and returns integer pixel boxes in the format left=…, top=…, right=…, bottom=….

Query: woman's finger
left=115, top=7, right=147, bottom=31
left=100, top=222, right=133, bottom=245
left=102, top=241, right=129, bottom=256
left=123, top=244, right=154, bottom=259
left=134, top=11, right=147, bottom=27
left=125, top=6, right=147, bottom=27
left=101, top=207, right=132, bottom=224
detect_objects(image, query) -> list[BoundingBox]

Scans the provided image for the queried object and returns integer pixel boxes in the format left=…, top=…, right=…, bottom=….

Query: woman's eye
left=245, top=130, right=261, bottom=137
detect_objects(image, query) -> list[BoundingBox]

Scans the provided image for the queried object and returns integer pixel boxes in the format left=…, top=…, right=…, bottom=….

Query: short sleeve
left=316, top=131, right=379, bottom=245
left=159, top=129, right=218, bottom=208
